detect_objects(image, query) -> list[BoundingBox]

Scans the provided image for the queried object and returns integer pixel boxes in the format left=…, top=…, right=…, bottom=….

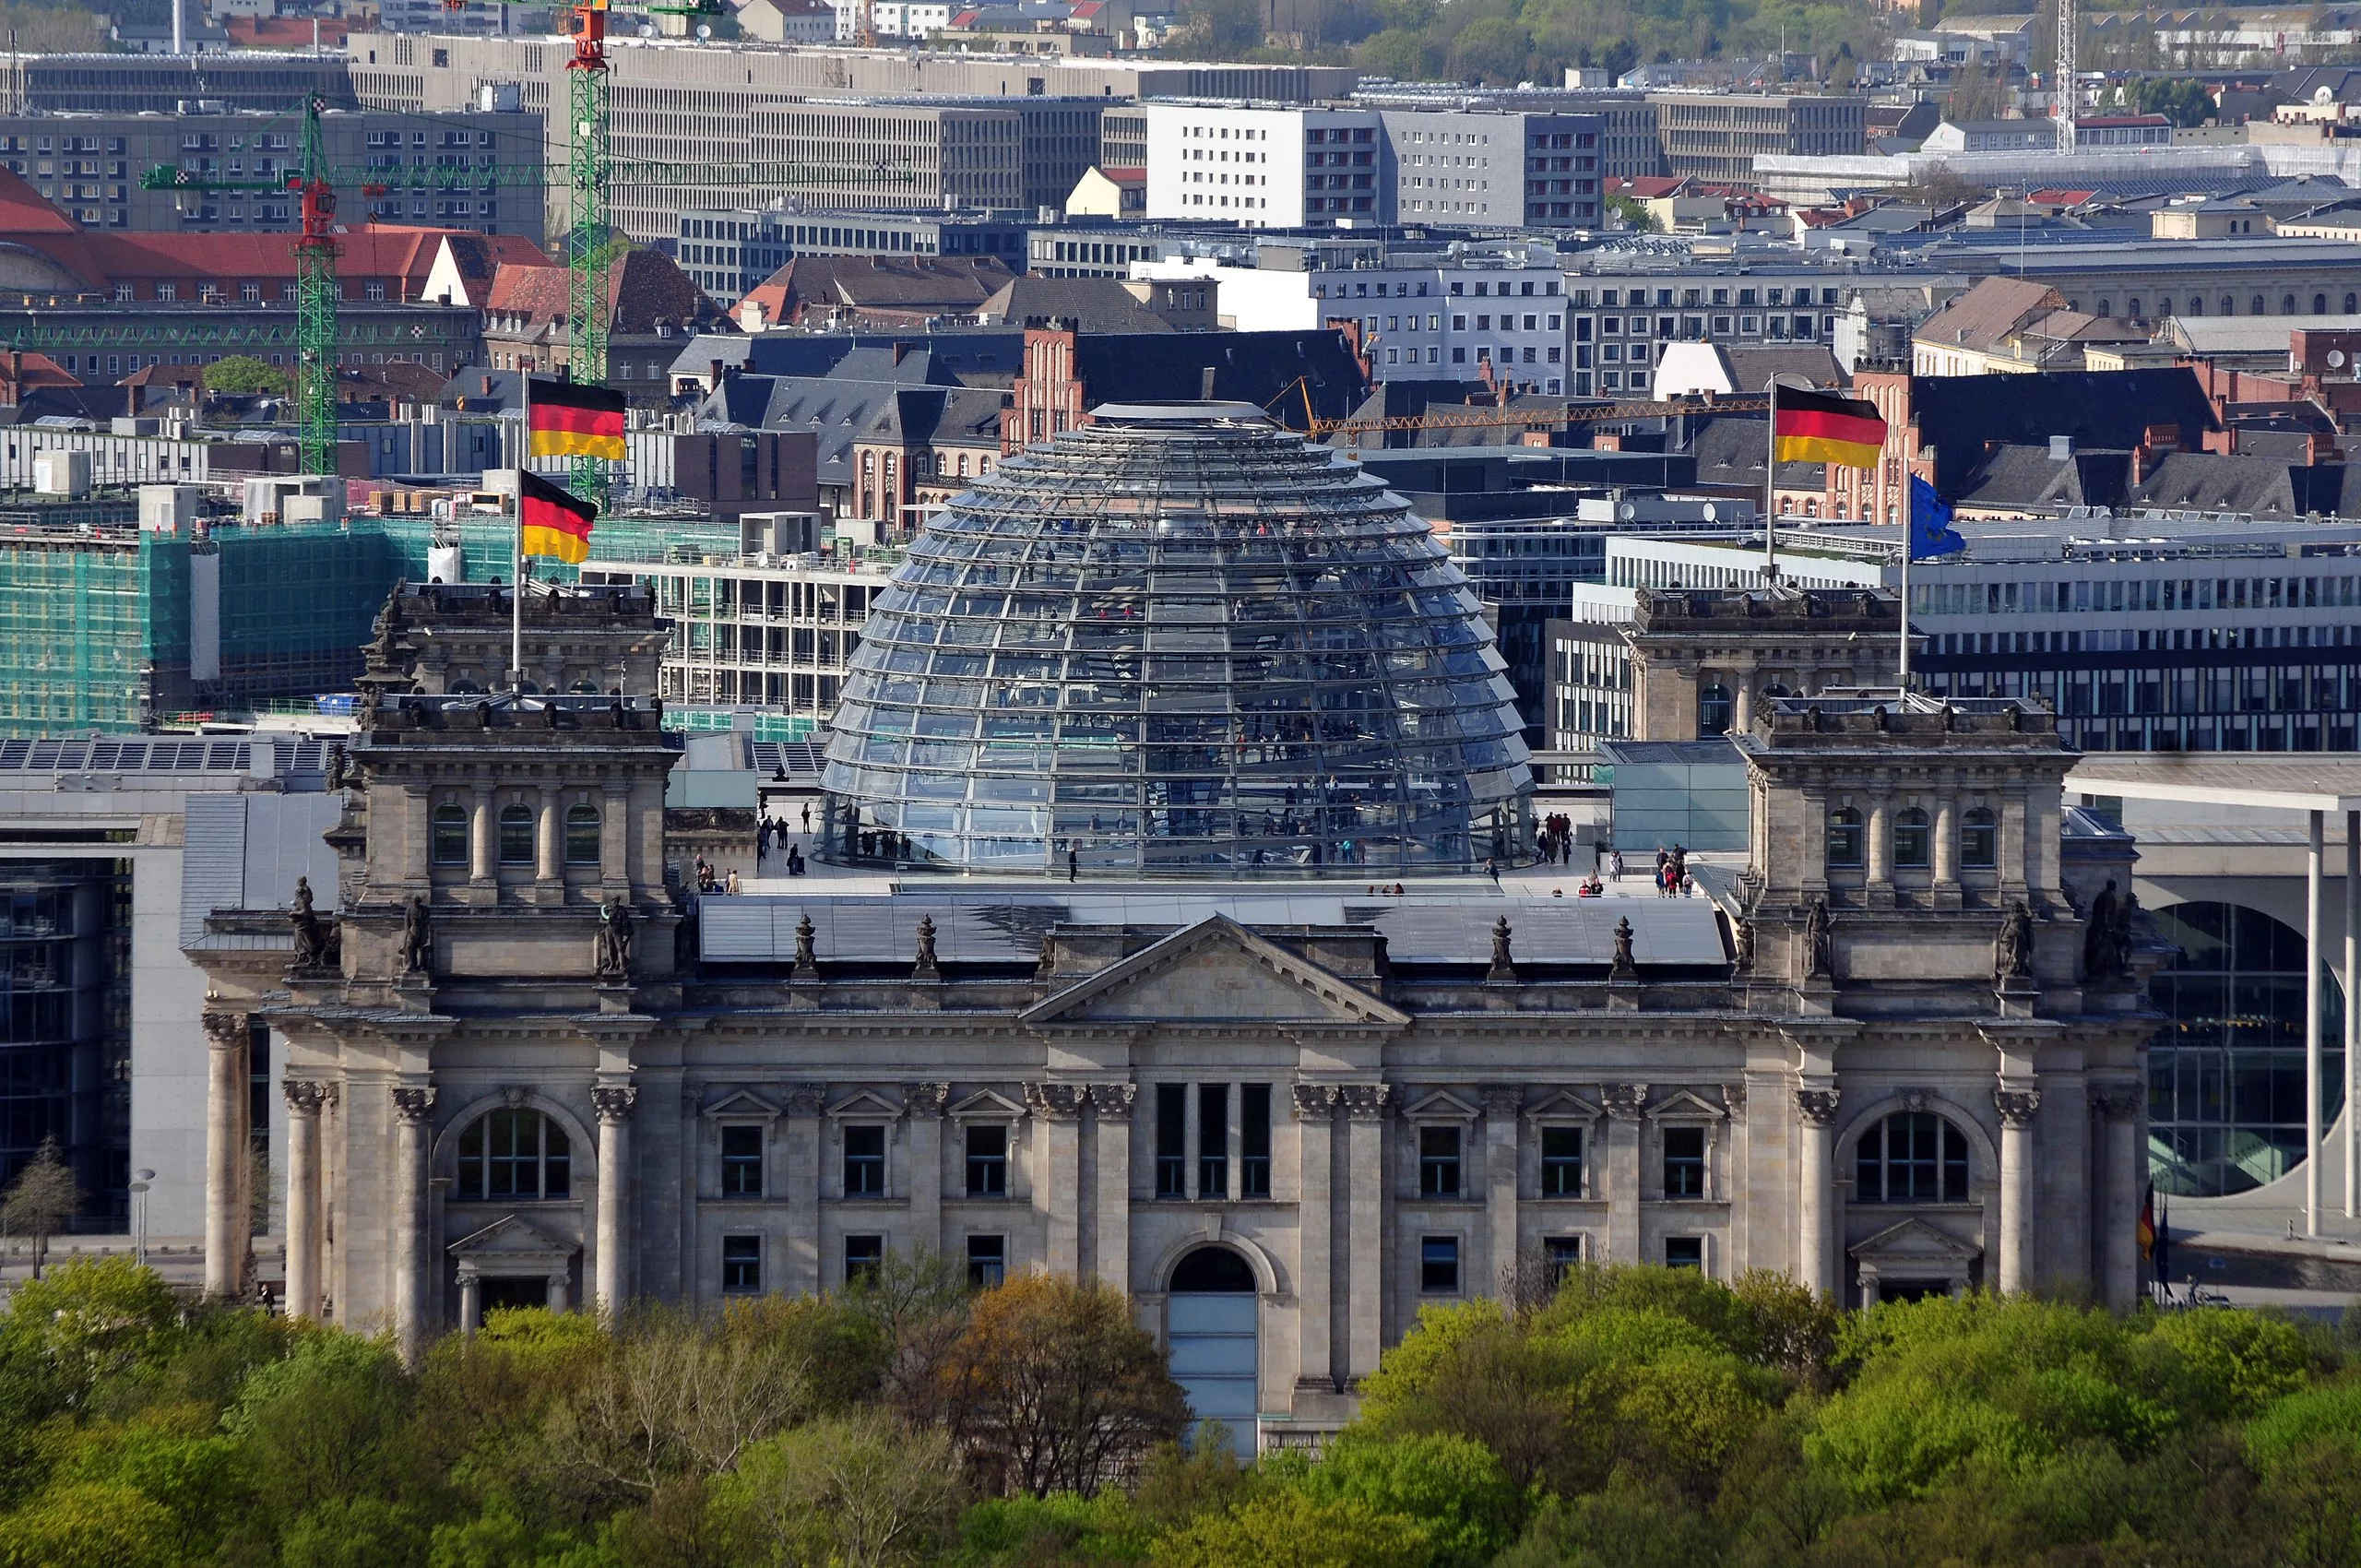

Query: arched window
left=564, top=804, right=601, bottom=866
left=2126, top=298, right=2142, bottom=318
left=1827, top=806, right=1865, bottom=869
left=1856, top=1112, right=1969, bottom=1203
left=2186, top=297, right=2201, bottom=316
left=2223, top=295, right=2236, bottom=315
left=431, top=802, right=468, bottom=865
left=1892, top=805, right=1931, bottom=869
left=2096, top=298, right=2111, bottom=317
left=2158, top=298, right=2173, bottom=317
left=2284, top=294, right=2299, bottom=315
left=499, top=803, right=534, bottom=865
left=1696, top=683, right=1732, bottom=737
left=2316, top=293, right=2331, bottom=315
left=2345, top=293, right=2357, bottom=314
left=457, top=1109, right=572, bottom=1200
left=1960, top=806, right=1998, bottom=869
left=2254, top=295, right=2269, bottom=315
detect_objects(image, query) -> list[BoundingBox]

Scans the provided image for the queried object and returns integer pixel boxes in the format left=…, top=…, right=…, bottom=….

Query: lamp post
left=130, top=1170, right=155, bottom=1268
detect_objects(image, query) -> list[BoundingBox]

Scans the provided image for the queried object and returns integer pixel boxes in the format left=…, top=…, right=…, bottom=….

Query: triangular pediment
left=1525, top=1089, right=1604, bottom=1122
left=1851, top=1217, right=1982, bottom=1263
left=949, top=1088, right=1027, bottom=1122
left=1400, top=1088, right=1481, bottom=1122
left=1021, top=916, right=1408, bottom=1028
left=1652, top=1087, right=1730, bottom=1122
left=702, top=1089, right=782, bottom=1121
left=448, top=1214, right=574, bottom=1258
left=826, top=1088, right=904, bottom=1120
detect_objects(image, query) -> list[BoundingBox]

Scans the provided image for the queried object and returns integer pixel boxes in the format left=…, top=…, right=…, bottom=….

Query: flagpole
left=1763, top=377, right=1779, bottom=583
left=1899, top=501, right=1912, bottom=692
left=514, top=371, right=528, bottom=695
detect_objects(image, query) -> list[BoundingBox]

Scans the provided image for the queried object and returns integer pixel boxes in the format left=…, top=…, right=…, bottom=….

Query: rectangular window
left=843, top=1124, right=885, bottom=1195
left=1420, top=1234, right=1461, bottom=1292
left=1541, top=1126, right=1584, bottom=1195
left=1544, top=1235, right=1581, bottom=1284
left=967, top=1233, right=1006, bottom=1289
left=1240, top=1084, right=1271, bottom=1198
left=845, top=1233, right=884, bottom=1285
left=1665, top=1236, right=1704, bottom=1270
left=1156, top=1084, right=1187, bottom=1197
left=720, top=1124, right=764, bottom=1196
left=721, top=1234, right=761, bottom=1294
left=1199, top=1083, right=1228, bottom=1199
left=966, top=1123, right=1008, bottom=1196
left=1419, top=1125, right=1463, bottom=1197
left=1664, top=1126, right=1706, bottom=1198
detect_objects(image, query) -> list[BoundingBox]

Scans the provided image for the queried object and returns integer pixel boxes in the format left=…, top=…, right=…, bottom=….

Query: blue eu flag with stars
left=1908, top=475, right=1966, bottom=561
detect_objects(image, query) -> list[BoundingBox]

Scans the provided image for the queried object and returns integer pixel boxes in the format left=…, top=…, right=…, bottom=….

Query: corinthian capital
left=390, top=1085, right=437, bottom=1123
left=1794, top=1087, right=1841, bottom=1127
left=591, top=1084, right=640, bottom=1124
left=1994, top=1087, right=2043, bottom=1128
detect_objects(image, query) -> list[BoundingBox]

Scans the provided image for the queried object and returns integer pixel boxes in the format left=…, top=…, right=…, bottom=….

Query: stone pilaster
left=1086, top=1082, right=1136, bottom=1293
left=2091, top=1087, right=2142, bottom=1310
left=783, top=1085, right=824, bottom=1297
left=1025, top=1082, right=1087, bottom=1277
left=1600, top=1082, right=1647, bottom=1265
left=1291, top=1083, right=1338, bottom=1393
left=1338, top=1082, right=1389, bottom=1384
left=907, top=1081, right=948, bottom=1259
left=1482, top=1087, right=1521, bottom=1298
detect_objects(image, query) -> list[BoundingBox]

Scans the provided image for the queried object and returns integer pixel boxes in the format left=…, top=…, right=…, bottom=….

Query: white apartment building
left=1143, top=103, right=1387, bottom=228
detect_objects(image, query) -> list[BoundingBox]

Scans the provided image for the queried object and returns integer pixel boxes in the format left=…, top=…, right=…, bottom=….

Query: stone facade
left=187, top=594, right=2159, bottom=1443
left=1627, top=586, right=1913, bottom=742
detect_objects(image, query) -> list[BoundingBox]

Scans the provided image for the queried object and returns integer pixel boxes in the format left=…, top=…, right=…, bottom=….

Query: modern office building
left=0, top=102, right=544, bottom=238
left=821, top=403, right=1534, bottom=873
left=1376, top=108, right=1604, bottom=228
left=1555, top=520, right=2361, bottom=754
left=1143, top=103, right=1390, bottom=228
left=672, top=208, right=1034, bottom=303
left=1645, top=90, right=1867, bottom=182
left=0, top=50, right=355, bottom=115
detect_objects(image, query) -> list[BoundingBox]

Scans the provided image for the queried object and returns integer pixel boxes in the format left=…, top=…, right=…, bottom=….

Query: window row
left=720, top=1231, right=1009, bottom=1295
left=430, top=802, right=602, bottom=867
left=1827, top=805, right=1999, bottom=872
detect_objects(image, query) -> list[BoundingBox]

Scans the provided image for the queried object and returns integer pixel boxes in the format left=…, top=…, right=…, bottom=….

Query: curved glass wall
left=2147, top=900, right=2347, bottom=1196
left=821, top=403, right=1533, bottom=874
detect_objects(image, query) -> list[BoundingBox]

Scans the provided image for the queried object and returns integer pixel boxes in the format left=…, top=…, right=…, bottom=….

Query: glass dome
left=820, top=402, right=1534, bottom=875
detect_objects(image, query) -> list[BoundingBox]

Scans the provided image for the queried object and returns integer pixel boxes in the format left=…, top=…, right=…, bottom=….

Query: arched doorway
left=1168, top=1245, right=1257, bottom=1446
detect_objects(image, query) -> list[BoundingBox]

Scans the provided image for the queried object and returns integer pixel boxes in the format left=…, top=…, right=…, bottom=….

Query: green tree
left=1151, top=1491, right=1429, bottom=1568
left=2130, top=76, right=2216, bottom=127
left=715, top=1411, right=965, bottom=1568
left=1170, top=0, right=1264, bottom=54
left=201, top=354, right=290, bottom=398
left=0, top=1257, right=181, bottom=1416
left=0, top=1480, right=178, bottom=1568
left=223, top=1333, right=422, bottom=1532
left=1, top=1136, right=83, bottom=1279
left=1450, top=16, right=1532, bottom=82
left=1282, top=1431, right=1523, bottom=1568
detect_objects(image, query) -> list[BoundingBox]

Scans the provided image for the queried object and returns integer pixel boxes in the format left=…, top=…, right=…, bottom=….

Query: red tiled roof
left=2029, top=188, right=2098, bottom=207
left=485, top=247, right=722, bottom=333
left=225, top=15, right=353, bottom=45
left=0, top=165, right=82, bottom=236
left=1099, top=167, right=1146, bottom=184
left=78, top=228, right=451, bottom=288
left=0, top=350, right=79, bottom=391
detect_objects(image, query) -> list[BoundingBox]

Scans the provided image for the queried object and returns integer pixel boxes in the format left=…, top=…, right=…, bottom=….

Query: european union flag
left=1908, top=475, right=1966, bottom=561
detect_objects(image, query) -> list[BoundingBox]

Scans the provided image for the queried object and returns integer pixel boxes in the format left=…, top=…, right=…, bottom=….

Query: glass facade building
left=821, top=403, right=1533, bottom=874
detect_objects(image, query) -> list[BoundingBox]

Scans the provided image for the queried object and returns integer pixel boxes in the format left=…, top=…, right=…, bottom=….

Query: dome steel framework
left=819, top=403, right=1534, bottom=874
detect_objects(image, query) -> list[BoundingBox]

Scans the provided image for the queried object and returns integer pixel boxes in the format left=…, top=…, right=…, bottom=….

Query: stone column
left=1999, top=785, right=2030, bottom=902
left=457, top=1268, right=481, bottom=1335
left=1865, top=793, right=1892, bottom=890
left=1338, top=1083, right=1389, bottom=1386
left=1800, top=786, right=1829, bottom=895
left=547, top=1269, right=570, bottom=1313
left=1291, top=1084, right=1337, bottom=1395
left=469, top=786, right=496, bottom=885
left=1088, top=1083, right=1136, bottom=1293
left=1795, top=1087, right=1839, bottom=1298
left=2092, top=1087, right=2142, bottom=1310
left=283, top=1079, right=326, bottom=1322
left=600, top=783, right=630, bottom=890
left=1995, top=1085, right=2041, bottom=1294
left=1601, top=1083, right=1647, bottom=1265
left=1483, top=1087, right=1521, bottom=1296
left=536, top=790, right=562, bottom=884
left=593, top=1084, right=638, bottom=1315
left=1026, top=1083, right=1086, bottom=1277
left=390, top=1084, right=436, bottom=1360
left=202, top=1010, right=247, bottom=1300
left=784, top=1085, right=824, bottom=1297
left=1932, top=794, right=1959, bottom=906
left=907, top=1082, right=948, bottom=1259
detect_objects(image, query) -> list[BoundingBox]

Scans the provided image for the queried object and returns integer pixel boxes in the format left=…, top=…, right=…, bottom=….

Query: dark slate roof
left=2129, top=450, right=2350, bottom=517
left=1910, top=369, right=2220, bottom=494
left=706, top=374, right=1008, bottom=484
left=979, top=275, right=1176, bottom=333
left=1687, top=414, right=1821, bottom=490
left=1953, top=444, right=2131, bottom=512
left=1070, top=330, right=1368, bottom=422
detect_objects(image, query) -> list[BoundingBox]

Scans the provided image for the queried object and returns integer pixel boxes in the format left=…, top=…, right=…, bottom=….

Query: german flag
left=518, top=468, right=598, bottom=564
left=527, top=375, right=627, bottom=461
left=1774, top=386, right=1887, bottom=469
